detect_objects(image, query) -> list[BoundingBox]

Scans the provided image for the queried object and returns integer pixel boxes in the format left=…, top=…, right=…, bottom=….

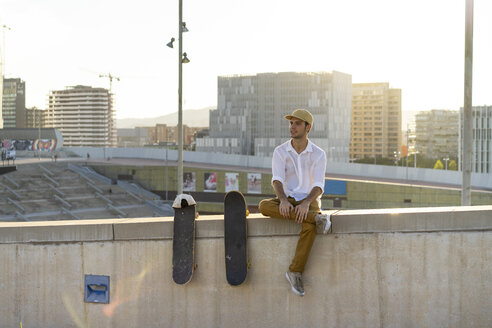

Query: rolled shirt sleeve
left=271, top=147, right=285, bottom=185
left=311, top=150, right=327, bottom=193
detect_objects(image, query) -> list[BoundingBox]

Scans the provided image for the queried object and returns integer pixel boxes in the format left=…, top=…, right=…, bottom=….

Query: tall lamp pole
left=38, top=110, right=41, bottom=160
left=177, top=0, right=184, bottom=195
left=168, top=1, right=190, bottom=196
left=462, top=0, right=473, bottom=206
left=406, top=123, right=409, bottom=180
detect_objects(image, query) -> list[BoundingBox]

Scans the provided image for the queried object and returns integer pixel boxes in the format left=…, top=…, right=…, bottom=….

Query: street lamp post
left=168, top=1, right=190, bottom=196
left=38, top=110, right=41, bottom=160
left=462, top=0, right=473, bottom=206
left=177, top=0, right=184, bottom=195
left=373, top=137, right=376, bottom=165
left=406, top=124, right=409, bottom=180
left=166, top=144, right=168, bottom=200
left=443, top=157, right=450, bottom=170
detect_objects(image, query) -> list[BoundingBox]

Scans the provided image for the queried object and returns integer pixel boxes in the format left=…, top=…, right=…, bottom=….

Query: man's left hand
left=294, top=201, right=310, bottom=223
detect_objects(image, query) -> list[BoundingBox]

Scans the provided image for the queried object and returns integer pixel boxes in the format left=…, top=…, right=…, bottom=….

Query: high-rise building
left=150, top=124, right=175, bottom=144
left=117, top=127, right=151, bottom=147
left=415, top=109, right=459, bottom=159
left=45, top=85, right=116, bottom=147
left=25, top=107, right=46, bottom=129
left=147, top=124, right=204, bottom=147
left=2, top=78, right=26, bottom=128
left=0, top=83, right=2, bottom=129
left=459, top=105, right=492, bottom=173
left=196, top=71, right=352, bottom=161
left=116, top=124, right=205, bottom=148
left=0, top=45, right=3, bottom=128
left=350, top=83, right=401, bottom=160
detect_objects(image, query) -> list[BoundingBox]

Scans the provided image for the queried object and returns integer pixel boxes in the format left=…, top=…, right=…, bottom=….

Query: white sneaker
left=315, top=213, right=331, bottom=234
left=285, top=271, right=305, bottom=296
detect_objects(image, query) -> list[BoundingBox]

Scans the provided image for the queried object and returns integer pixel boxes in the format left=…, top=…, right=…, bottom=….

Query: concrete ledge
left=333, top=205, right=492, bottom=233
left=0, top=219, right=115, bottom=243
left=1, top=206, right=492, bottom=243
left=113, top=217, right=173, bottom=240
left=113, top=214, right=306, bottom=240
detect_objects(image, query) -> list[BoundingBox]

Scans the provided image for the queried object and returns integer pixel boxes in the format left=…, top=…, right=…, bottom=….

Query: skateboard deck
left=172, top=201, right=196, bottom=285
left=224, top=191, right=248, bottom=286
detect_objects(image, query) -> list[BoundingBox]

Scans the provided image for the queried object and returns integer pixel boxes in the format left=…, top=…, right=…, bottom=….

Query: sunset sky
left=1, top=0, right=491, bottom=119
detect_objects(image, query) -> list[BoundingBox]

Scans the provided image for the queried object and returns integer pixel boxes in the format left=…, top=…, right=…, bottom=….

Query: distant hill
left=118, top=107, right=422, bottom=131
left=117, top=107, right=213, bottom=129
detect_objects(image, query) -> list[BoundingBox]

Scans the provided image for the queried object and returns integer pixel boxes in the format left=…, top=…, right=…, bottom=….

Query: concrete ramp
left=0, top=162, right=165, bottom=221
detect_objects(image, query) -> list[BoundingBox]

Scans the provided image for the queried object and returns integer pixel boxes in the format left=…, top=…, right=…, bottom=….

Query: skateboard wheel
left=246, top=210, right=249, bottom=217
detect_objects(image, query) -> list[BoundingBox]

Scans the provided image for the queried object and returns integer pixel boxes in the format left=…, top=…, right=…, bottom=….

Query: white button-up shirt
left=271, top=139, right=327, bottom=201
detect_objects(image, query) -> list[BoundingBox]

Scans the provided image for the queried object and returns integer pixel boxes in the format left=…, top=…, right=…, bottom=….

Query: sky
left=1, top=0, right=491, bottom=119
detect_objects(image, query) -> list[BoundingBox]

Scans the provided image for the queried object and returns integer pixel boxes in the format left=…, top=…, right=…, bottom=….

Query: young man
left=258, top=109, right=330, bottom=297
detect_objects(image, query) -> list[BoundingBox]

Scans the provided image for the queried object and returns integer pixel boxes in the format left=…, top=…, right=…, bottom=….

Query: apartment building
left=117, top=127, right=150, bottom=147
left=148, top=124, right=204, bottom=147
left=46, top=85, right=116, bottom=147
left=459, top=105, right=492, bottom=173
left=415, top=109, right=459, bottom=159
left=2, top=78, right=26, bottom=128
left=350, top=83, right=401, bottom=160
left=25, top=107, right=46, bottom=129
left=0, top=61, right=2, bottom=127
left=196, top=71, right=352, bottom=161
left=117, top=124, right=205, bottom=148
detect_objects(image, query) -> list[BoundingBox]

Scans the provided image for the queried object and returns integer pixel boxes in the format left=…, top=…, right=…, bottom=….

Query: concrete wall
left=90, top=164, right=270, bottom=198
left=65, top=147, right=492, bottom=190
left=343, top=179, right=492, bottom=209
left=1, top=206, right=492, bottom=327
left=90, top=164, right=492, bottom=210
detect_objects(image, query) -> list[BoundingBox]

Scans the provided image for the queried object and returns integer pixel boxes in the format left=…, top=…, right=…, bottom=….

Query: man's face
left=289, top=118, right=311, bottom=139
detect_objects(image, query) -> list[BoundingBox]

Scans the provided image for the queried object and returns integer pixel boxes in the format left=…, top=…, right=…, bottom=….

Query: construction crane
left=1, top=24, right=11, bottom=75
left=0, top=24, right=11, bottom=129
left=98, top=73, right=120, bottom=148
left=98, top=73, right=120, bottom=94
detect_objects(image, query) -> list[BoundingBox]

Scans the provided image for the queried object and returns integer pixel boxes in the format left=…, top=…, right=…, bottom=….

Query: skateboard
left=224, top=191, right=248, bottom=286
left=172, top=199, right=196, bottom=285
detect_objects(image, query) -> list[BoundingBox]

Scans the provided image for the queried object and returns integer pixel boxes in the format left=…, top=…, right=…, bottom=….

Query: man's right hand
left=279, top=199, right=294, bottom=219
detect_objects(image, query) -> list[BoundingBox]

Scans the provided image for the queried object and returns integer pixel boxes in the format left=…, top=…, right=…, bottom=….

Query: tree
left=449, top=160, right=458, bottom=171
left=434, top=159, right=444, bottom=170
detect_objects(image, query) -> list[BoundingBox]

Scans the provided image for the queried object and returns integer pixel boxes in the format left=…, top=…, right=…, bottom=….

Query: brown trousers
left=258, top=197, right=321, bottom=273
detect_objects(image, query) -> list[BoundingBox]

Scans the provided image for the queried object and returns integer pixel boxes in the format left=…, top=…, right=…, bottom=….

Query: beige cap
left=284, top=109, right=313, bottom=125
